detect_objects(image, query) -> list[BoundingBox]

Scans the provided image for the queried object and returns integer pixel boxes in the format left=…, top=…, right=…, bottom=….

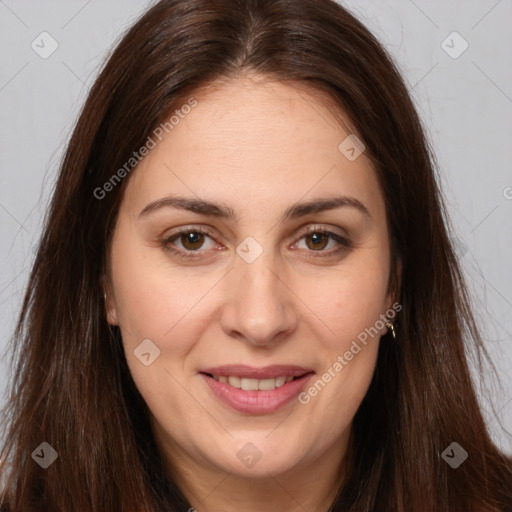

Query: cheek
left=297, top=250, right=389, bottom=420
left=109, top=244, right=207, bottom=418
left=110, top=235, right=212, bottom=349
left=297, top=266, right=387, bottom=436
left=301, top=255, right=390, bottom=350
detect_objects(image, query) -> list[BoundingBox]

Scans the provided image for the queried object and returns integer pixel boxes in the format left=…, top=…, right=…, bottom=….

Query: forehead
left=169, top=76, right=354, bottom=161
left=121, top=76, right=385, bottom=222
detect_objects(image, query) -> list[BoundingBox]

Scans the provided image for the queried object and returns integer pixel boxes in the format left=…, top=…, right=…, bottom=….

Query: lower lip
left=200, top=373, right=314, bottom=414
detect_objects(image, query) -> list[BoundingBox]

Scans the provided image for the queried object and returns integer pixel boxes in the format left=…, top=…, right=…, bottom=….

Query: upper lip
left=200, top=364, right=314, bottom=379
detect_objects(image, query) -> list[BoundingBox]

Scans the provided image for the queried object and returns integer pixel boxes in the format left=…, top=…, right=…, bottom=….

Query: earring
left=386, top=319, right=397, bottom=340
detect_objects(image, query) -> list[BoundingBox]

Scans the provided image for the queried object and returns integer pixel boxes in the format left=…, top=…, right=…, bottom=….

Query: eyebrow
left=139, top=194, right=371, bottom=222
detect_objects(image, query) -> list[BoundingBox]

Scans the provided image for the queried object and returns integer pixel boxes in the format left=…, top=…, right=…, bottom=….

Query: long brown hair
left=1, top=0, right=511, bottom=510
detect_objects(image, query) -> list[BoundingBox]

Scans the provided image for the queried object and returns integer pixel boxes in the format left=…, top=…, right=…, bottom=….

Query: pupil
left=308, top=232, right=328, bottom=250
left=182, top=232, right=203, bottom=249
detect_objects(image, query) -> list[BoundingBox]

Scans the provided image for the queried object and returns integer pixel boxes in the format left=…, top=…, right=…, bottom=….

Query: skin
left=106, top=74, right=401, bottom=512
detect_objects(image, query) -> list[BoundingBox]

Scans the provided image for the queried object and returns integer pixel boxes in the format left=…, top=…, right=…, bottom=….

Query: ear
left=380, top=258, right=402, bottom=337
left=101, top=274, right=118, bottom=325
left=387, top=257, right=402, bottom=310
left=104, top=290, right=119, bottom=325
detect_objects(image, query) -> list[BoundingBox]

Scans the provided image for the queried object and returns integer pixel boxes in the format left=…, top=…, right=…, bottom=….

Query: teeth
left=211, top=375, right=297, bottom=390
left=275, top=376, right=286, bottom=387
left=258, top=378, right=276, bottom=390
left=227, top=376, right=241, bottom=388
left=241, top=378, right=259, bottom=391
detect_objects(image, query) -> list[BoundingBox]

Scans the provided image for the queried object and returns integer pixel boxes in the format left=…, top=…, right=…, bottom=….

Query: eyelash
left=161, top=225, right=353, bottom=261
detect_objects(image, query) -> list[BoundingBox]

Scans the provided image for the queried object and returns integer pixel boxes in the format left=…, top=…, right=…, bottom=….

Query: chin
left=204, top=434, right=309, bottom=477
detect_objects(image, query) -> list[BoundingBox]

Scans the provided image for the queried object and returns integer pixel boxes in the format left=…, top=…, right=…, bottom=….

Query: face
left=106, top=75, right=399, bottom=482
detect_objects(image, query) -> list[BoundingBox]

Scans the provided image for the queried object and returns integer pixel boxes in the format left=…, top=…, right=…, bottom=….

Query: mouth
left=199, top=365, right=315, bottom=414
left=202, top=373, right=301, bottom=390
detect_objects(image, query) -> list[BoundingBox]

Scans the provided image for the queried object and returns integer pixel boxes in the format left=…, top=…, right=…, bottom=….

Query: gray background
left=1, top=0, right=511, bottom=454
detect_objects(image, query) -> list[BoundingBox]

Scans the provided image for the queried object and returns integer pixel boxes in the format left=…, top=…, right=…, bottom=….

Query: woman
left=1, top=0, right=511, bottom=510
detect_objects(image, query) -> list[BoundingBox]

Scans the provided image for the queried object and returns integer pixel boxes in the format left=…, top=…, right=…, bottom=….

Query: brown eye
left=179, top=231, right=206, bottom=250
left=304, top=232, right=330, bottom=251
left=293, top=227, right=352, bottom=258
left=162, top=228, right=218, bottom=259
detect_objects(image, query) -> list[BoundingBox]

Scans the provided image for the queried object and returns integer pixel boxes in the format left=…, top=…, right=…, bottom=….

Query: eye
left=292, top=226, right=352, bottom=256
left=161, top=227, right=219, bottom=259
left=161, top=225, right=352, bottom=261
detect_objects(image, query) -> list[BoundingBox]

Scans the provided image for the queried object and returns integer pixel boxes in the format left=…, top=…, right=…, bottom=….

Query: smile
left=208, top=374, right=295, bottom=390
left=199, top=365, right=315, bottom=414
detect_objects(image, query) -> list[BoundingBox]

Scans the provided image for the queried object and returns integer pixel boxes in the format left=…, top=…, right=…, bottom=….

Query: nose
left=219, top=248, right=299, bottom=347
